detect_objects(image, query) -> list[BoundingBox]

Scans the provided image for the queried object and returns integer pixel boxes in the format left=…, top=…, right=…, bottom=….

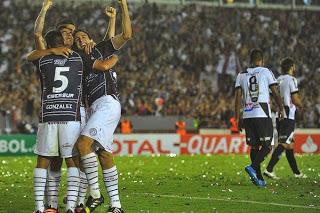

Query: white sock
left=78, top=170, right=88, bottom=206
left=66, top=167, right=80, bottom=211
left=46, top=169, right=61, bottom=209
left=81, top=153, right=101, bottom=198
left=103, top=166, right=121, bottom=208
left=34, top=168, right=47, bottom=212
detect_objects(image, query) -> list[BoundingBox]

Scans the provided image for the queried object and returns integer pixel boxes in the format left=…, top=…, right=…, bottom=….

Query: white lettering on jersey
left=47, top=93, right=75, bottom=99
left=46, top=104, right=73, bottom=110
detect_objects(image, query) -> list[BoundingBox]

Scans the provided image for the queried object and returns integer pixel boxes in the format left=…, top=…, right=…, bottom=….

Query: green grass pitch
left=0, top=155, right=319, bottom=212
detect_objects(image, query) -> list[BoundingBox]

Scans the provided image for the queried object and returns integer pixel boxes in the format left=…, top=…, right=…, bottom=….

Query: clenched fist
left=105, top=7, right=116, bottom=18
left=42, top=0, right=53, bottom=10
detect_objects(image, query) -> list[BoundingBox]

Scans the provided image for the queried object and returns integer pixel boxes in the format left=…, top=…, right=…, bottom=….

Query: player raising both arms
left=264, top=57, right=307, bottom=179
left=74, top=0, right=132, bottom=212
left=234, top=49, right=285, bottom=187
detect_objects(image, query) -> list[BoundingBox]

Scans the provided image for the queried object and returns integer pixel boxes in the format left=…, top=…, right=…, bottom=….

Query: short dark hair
left=56, top=19, right=76, bottom=31
left=73, top=29, right=92, bottom=40
left=281, top=57, right=295, bottom=74
left=45, top=30, right=64, bottom=48
left=249, top=48, right=264, bottom=65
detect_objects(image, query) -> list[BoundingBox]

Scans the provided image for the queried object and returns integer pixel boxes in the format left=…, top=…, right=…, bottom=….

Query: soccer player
left=28, top=29, right=119, bottom=213
left=264, top=57, right=307, bottom=179
left=30, top=30, right=83, bottom=213
left=74, top=0, right=132, bottom=212
left=234, top=49, right=285, bottom=187
left=31, top=1, right=116, bottom=211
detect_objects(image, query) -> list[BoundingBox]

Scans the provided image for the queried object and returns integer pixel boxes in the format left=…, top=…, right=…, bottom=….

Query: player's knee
left=36, top=155, right=51, bottom=169
left=65, top=157, right=77, bottom=168
left=50, top=157, right=63, bottom=171
left=76, top=135, right=93, bottom=151
left=98, top=150, right=114, bottom=168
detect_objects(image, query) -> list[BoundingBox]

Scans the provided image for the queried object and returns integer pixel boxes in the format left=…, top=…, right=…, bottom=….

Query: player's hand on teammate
left=52, top=47, right=72, bottom=58
left=84, top=40, right=96, bottom=55
left=106, top=7, right=116, bottom=18
left=42, top=0, right=53, bottom=11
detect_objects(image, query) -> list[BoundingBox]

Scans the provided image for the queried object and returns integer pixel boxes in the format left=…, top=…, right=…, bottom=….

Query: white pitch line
left=132, top=192, right=320, bottom=210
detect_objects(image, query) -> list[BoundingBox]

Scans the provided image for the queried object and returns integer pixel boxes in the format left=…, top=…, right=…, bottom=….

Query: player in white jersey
left=264, top=57, right=306, bottom=179
left=235, top=49, right=285, bottom=187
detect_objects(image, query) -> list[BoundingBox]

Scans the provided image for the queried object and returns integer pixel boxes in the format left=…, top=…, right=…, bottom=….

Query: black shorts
left=276, top=118, right=295, bottom=144
left=243, top=118, right=273, bottom=146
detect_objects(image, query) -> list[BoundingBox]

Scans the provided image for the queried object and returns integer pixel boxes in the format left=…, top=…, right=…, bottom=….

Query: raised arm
left=34, top=0, right=53, bottom=50
left=103, top=7, right=117, bottom=40
left=27, top=47, right=72, bottom=61
left=93, top=55, right=119, bottom=71
left=111, top=0, right=132, bottom=50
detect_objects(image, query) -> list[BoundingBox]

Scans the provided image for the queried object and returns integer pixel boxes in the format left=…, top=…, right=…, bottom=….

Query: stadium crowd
left=0, top=0, right=319, bottom=132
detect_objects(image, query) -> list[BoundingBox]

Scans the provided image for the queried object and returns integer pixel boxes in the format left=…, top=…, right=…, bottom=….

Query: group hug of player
left=27, top=0, right=132, bottom=213
left=234, top=49, right=307, bottom=188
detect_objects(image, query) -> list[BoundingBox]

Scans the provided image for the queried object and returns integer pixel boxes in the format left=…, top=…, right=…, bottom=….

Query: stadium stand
left=0, top=0, right=319, bottom=133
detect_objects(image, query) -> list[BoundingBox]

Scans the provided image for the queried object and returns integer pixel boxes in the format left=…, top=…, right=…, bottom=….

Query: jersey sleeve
left=235, top=73, right=241, bottom=89
left=95, top=39, right=117, bottom=58
left=290, top=77, right=299, bottom=94
left=266, top=69, right=278, bottom=87
left=78, top=51, right=96, bottom=73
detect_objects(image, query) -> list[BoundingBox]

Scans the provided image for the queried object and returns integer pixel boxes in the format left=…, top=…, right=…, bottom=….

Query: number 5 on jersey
left=53, top=67, right=70, bottom=93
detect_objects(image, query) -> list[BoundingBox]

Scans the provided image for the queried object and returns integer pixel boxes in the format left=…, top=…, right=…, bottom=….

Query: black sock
left=250, top=147, right=259, bottom=163
left=286, top=149, right=300, bottom=175
left=250, top=147, right=263, bottom=180
left=252, top=146, right=271, bottom=178
left=266, top=145, right=284, bottom=172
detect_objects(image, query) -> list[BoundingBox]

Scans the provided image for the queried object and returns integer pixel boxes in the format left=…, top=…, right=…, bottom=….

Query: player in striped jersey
left=234, top=49, right=285, bottom=187
left=74, top=0, right=132, bottom=212
left=30, top=1, right=117, bottom=212
left=264, top=57, right=307, bottom=179
left=28, top=29, right=118, bottom=213
left=30, top=30, right=83, bottom=213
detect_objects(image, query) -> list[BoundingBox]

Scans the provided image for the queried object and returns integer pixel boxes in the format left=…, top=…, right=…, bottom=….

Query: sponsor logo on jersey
left=47, top=93, right=74, bottom=99
left=244, top=102, right=260, bottom=112
left=54, top=58, right=68, bottom=66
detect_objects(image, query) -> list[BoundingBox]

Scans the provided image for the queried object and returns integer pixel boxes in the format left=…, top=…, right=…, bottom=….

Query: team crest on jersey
left=89, top=128, right=97, bottom=136
left=54, top=58, right=68, bottom=66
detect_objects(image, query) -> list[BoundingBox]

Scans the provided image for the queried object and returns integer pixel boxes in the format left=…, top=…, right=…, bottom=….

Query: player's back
left=277, top=74, right=298, bottom=120
left=236, top=66, right=277, bottom=118
left=36, top=52, right=83, bottom=122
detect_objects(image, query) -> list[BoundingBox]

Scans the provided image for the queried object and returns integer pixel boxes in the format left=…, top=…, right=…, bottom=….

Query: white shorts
left=80, top=106, right=87, bottom=130
left=35, top=121, right=81, bottom=158
left=81, top=95, right=121, bottom=153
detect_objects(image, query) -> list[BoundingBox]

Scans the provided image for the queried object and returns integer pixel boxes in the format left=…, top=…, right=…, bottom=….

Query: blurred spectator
left=0, top=1, right=319, bottom=132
